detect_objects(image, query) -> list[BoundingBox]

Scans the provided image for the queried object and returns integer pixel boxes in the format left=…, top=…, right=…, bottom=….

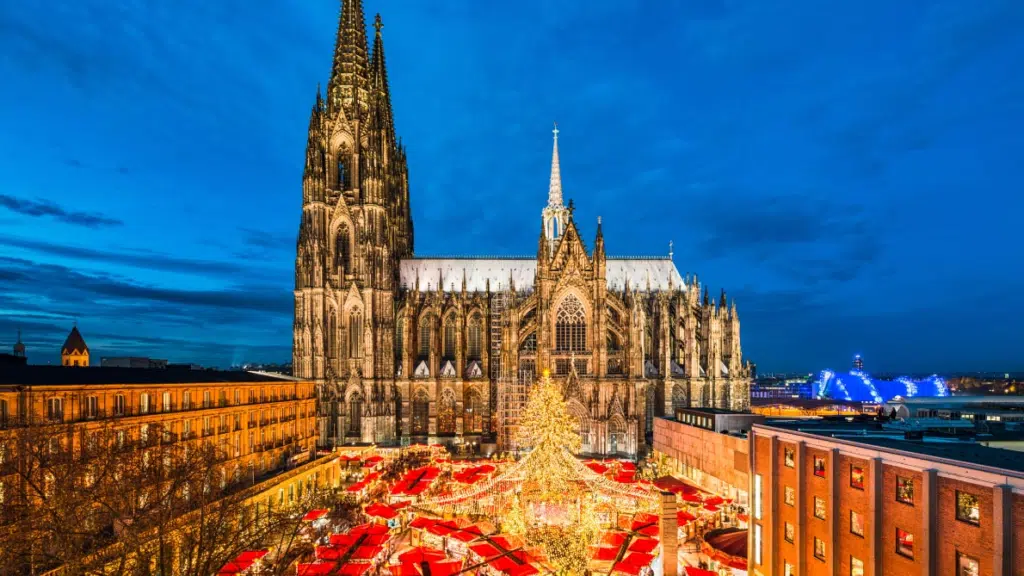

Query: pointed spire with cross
left=548, top=122, right=563, bottom=208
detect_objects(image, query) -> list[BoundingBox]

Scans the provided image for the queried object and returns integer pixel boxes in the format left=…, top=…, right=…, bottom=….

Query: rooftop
left=758, top=417, right=1024, bottom=475
left=0, top=365, right=302, bottom=387
left=676, top=407, right=756, bottom=416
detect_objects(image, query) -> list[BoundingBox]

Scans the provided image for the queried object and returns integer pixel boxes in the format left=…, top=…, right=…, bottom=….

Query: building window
left=139, top=393, right=150, bottom=414
left=753, top=474, right=762, bottom=520
left=0, top=399, right=7, bottom=427
left=464, top=389, right=483, bottom=434
left=47, top=398, right=64, bottom=422
left=162, top=392, right=172, bottom=412
left=784, top=486, right=795, bottom=506
left=113, top=394, right=125, bottom=416
left=895, top=528, right=914, bottom=558
left=814, top=496, right=826, bottom=520
left=784, top=447, right=795, bottom=468
left=850, top=510, right=865, bottom=537
left=813, top=455, right=826, bottom=478
left=84, top=396, right=98, bottom=419
left=335, top=225, right=350, bottom=275
left=418, top=315, right=433, bottom=358
left=784, top=522, right=794, bottom=543
left=850, top=557, right=864, bottom=576
left=437, top=389, right=456, bottom=435
left=203, top=391, right=211, bottom=408
left=467, top=314, right=482, bottom=360
left=753, top=524, right=762, bottom=564
left=443, top=315, right=457, bottom=360
left=896, top=476, right=914, bottom=505
left=784, top=562, right=794, bottom=576
left=957, top=552, right=980, bottom=576
left=813, top=537, right=825, bottom=561
left=850, top=465, right=865, bottom=490
left=347, top=394, right=362, bottom=436
left=555, top=294, right=587, bottom=352
left=412, top=390, right=429, bottom=435
left=349, top=311, right=362, bottom=358
left=955, top=491, right=980, bottom=525
left=183, top=391, right=192, bottom=410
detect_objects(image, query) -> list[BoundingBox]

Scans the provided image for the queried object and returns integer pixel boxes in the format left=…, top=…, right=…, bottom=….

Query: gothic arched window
left=418, top=315, right=432, bottom=359
left=335, top=225, right=351, bottom=276
left=437, top=388, right=456, bottom=435
left=467, top=314, right=483, bottom=360
left=411, top=390, right=429, bottom=435
left=463, top=389, right=483, bottom=434
left=328, top=309, right=338, bottom=360
left=672, top=383, right=686, bottom=413
left=442, top=314, right=457, bottom=360
left=555, top=294, right=587, bottom=353
left=348, top=311, right=362, bottom=358
left=347, top=393, right=362, bottom=436
left=520, top=333, right=536, bottom=354
left=337, top=150, right=350, bottom=190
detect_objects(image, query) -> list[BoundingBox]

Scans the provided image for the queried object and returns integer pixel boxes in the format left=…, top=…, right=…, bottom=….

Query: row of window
left=777, top=480, right=980, bottom=527
left=779, top=549, right=979, bottom=576
left=782, top=448, right=982, bottom=526
left=34, top=389, right=307, bottom=422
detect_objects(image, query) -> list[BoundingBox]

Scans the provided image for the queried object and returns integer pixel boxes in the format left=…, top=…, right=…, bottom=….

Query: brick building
left=749, top=420, right=1022, bottom=576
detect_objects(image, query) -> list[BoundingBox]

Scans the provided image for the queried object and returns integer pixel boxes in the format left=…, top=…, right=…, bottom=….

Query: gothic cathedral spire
left=328, top=0, right=370, bottom=113
left=541, top=123, right=570, bottom=253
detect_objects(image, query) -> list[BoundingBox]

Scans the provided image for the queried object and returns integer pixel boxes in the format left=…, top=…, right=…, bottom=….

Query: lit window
left=813, top=537, right=825, bottom=560
left=784, top=522, right=794, bottom=543
left=851, top=557, right=864, bottom=576
left=814, top=496, right=826, bottom=520
left=784, top=447, right=795, bottom=468
left=955, top=491, right=980, bottom=525
left=555, top=294, right=587, bottom=352
left=896, top=528, right=914, bottom=558
left=784, top=486, right=795, bottom=506
left=813, top=455, right=826, bottom=478
left=850, top=465, right=865, bottom=490
left=784, top=562, right=794, bottom=576
left=753, top=524, right=762, bottom=564
left=850, top=510, right=865, bottom=537
left=957, top=552, right=980, bottom=576
left=896, top=476, right=914, bottom=505
left=753, top=474, right=762, bottom=520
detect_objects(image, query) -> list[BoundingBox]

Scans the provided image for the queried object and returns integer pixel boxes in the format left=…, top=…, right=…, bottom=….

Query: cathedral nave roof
left=398, top=257, right=685, bottom=293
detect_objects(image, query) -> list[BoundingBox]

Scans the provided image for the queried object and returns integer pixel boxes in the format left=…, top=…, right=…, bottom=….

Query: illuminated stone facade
left=293, top=0, right=752, bottom=456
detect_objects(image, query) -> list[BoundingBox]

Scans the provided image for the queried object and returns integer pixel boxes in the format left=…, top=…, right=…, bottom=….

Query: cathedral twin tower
left=294, top=0, right=751, bottom=456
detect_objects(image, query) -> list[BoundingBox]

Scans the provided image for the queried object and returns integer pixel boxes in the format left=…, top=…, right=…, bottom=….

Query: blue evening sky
left=0, top=1, right=1021, bottom=373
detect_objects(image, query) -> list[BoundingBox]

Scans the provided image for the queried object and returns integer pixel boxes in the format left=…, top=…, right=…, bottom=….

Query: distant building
left=751, top=377, right=813, bottom=400
left=852, top=353, right=864, bottom=371
left=13, top=329, right=25, bottom=358
left=100, top=357, right=169, bottom=369
left=61, top=325, right=89, bottom=367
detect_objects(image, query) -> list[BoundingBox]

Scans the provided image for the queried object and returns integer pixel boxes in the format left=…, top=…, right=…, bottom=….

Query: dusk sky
left=0, top=0, right=1021, bottom=374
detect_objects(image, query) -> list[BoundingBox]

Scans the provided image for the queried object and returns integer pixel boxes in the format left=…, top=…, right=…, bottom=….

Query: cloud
left=0, top=234, right=283, bottom=278
left=0, top=255, right=292, bottom=368
left=0, top=194, right=122, bottom=228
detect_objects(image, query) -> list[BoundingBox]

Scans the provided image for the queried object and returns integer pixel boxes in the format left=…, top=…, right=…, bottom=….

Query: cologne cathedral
left=293, top=0, right=752, bottom=457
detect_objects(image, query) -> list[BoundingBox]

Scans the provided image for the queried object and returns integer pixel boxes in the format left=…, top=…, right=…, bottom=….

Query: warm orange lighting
left=542, top=368, right=550, bottom=378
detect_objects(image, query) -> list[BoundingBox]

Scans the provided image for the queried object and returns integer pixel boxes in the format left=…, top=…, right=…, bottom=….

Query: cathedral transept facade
left=293, top=0, right=752, bottom=457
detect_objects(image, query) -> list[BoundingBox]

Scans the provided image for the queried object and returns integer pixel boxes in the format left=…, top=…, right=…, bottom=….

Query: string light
left=411, top=371, right=658, bottom=575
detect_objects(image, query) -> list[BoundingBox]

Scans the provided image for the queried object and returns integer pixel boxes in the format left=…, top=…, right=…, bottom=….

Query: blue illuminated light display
left=811, top=370, right=949, bottom=403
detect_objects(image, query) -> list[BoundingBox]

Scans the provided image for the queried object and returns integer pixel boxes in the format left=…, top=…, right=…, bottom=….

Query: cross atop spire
left=548, top=122, right=563, bottom=208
